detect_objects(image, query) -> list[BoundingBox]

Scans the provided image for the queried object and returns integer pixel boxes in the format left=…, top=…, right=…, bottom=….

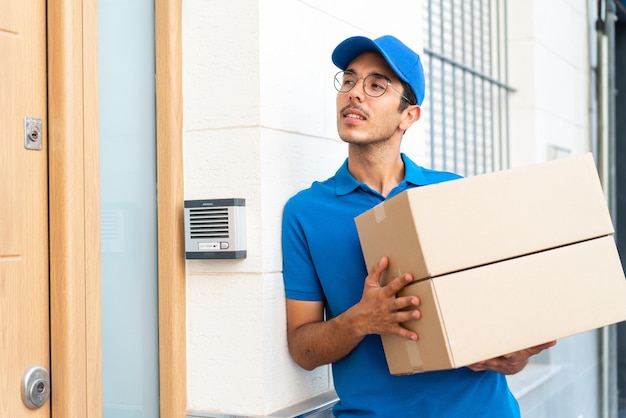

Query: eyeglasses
left=334, top=70, right=412, bottom=104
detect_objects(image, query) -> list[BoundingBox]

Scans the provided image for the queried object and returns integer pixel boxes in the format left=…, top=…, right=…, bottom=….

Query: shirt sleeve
left=281, top=197, right=325, bottom=302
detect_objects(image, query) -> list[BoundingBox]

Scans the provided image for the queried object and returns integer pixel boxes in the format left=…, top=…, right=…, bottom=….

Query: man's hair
left=398, top=81, right=417, bottom=111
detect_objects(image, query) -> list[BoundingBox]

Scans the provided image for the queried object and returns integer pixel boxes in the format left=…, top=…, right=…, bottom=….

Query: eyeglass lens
left=334, top=71, right=390, bottom=98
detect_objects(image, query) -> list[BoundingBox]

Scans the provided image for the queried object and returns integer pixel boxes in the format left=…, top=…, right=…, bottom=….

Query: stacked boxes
left=355, top=153, right=626, bottom=375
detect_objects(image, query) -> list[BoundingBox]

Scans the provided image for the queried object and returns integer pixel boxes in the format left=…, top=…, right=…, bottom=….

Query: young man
left=281, top=35, right=555, bottom=417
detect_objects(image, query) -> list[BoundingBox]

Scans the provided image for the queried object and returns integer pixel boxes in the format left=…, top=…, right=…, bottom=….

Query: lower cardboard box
left=383, top=235, right=626, bottom=375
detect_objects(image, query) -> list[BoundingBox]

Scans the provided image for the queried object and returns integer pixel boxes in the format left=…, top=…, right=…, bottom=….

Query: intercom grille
left=189, top=207, right=230, bottom=238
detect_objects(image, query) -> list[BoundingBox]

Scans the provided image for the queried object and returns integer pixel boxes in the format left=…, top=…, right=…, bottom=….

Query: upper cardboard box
left=355, top=153, right=613, bottom=285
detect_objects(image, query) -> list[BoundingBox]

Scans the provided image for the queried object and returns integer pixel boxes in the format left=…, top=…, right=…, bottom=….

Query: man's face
left=336, top=51, right=411, bottom=146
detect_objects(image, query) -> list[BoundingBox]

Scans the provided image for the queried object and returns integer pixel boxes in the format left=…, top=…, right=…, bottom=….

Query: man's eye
left=369, top=78, right=387, bottom=91
left=343, top=78, right=356, bottom=86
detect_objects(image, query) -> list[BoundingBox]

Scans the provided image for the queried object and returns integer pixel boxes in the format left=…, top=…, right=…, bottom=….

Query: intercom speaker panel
left=184, top=198, right=246, bottom=259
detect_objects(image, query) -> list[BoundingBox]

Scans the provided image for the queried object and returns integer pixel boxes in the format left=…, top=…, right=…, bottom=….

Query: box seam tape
left=430, top=281, right=455, bottom=368
left=373, top=202, right=386, bottom=223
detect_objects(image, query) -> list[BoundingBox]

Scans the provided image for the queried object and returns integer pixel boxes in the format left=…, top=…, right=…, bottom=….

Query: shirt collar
left=335, top=153, right=431, bottom=196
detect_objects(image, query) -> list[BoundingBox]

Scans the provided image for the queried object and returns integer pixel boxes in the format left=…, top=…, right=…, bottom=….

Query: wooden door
left=0, top=0, right=50, bottom=416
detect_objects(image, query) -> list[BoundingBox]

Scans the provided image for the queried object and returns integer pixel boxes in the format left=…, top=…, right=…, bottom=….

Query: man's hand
left=354, top=256, right=421, bottom=341
left=468, top=340, right=557, bottom=375
left=286, top=256, right=420, bottom=370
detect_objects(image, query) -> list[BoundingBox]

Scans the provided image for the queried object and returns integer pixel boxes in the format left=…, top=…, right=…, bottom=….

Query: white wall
left=508, top=0, right=591, bottom=166
left=183, top=0, right=423, bottom=415
left=507, top=1, right=601, bottom=417
left=183, top=0, right=601, bottom=416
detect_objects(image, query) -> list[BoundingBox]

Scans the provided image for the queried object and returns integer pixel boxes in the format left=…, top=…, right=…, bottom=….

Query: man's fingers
left=393, top=305, right=421, bottom=322
left=389, top=324, right=419, bottom=341
left=384, top=272, right=414, bottom=296
left=364, top=257, right=389, bottom=286
left=361, top=257, right=421, bottom=341
left=393, top=294, right=420, bottom=311
left=470, top=340, right=557, bottom=375
left=504, top=340, right=557, bottom=358
left=531, top=340, right=557, bottom=352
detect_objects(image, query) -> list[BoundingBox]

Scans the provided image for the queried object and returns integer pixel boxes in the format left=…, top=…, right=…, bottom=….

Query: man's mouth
left=342, top=107, right=367, bottom=120
left=345, top=112, right=364, bottom=120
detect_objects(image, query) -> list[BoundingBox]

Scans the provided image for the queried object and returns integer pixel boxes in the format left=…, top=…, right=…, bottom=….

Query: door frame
left=47, top=0, right=102, bottom=416
left=47, top=0, right=185, bottom=417
left=155, top=0, right=187, bottom=417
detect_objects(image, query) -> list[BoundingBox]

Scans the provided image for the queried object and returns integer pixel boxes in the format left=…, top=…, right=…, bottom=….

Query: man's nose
left=349, top=78, right=366, bottom=101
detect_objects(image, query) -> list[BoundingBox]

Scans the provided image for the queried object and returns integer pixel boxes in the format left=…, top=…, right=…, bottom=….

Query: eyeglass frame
left=333, top=70, right=414, bottom=105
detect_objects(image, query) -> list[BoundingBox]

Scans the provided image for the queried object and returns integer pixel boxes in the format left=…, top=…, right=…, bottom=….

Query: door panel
left=0, top=0, right=50, bottom=416
left=99, top=2, right=160, bottom=416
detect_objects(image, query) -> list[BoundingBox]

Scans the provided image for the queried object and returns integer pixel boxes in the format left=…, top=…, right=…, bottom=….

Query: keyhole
left=21, top=365, right=50, bottom=409
left=24, top=117, right=43, bottom=150
left=29, top=128, right=40, bottom=142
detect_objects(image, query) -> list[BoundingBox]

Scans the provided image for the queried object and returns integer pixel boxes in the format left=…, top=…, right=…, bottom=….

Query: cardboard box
left=356, top=153, right=614, bottom=285
left=355, top=154, right=626, bottom=375
left=382, top=236, right=626, bottom=373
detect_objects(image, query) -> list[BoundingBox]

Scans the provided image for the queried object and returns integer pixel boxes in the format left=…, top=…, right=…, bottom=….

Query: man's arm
left=286, top=299, right=362, bottom=370
left=286, top=257, right=421, bottom=371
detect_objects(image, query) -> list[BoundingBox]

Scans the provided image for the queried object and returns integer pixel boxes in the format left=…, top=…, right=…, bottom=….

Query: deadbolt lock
left=21, top=365, right=50, bottom=409
left=24, top=116, right=43, bottom=150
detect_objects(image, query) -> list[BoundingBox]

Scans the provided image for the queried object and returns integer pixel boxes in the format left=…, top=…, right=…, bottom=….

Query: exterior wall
left=183, top=0, right=601, bottom=416
left=183, top=1, right=423, bottom=415
left=507, top=0, right=601, bottom=417
left=508, top=0, right=592, bottom=165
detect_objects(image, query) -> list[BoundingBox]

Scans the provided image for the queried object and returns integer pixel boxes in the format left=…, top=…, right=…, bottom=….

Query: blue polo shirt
left=281, top=154, right=521, bottom=418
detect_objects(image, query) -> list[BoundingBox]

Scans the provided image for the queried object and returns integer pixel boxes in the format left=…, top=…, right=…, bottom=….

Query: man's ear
left=399, top=105, right=421, bottom=132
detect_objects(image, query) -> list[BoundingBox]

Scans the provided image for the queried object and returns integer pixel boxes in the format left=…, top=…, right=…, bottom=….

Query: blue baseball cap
left=332, top=35, right=425, bottom=105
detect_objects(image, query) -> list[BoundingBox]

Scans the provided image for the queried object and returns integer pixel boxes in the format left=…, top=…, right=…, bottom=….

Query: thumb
left=365, top=256, right=389, bottom=287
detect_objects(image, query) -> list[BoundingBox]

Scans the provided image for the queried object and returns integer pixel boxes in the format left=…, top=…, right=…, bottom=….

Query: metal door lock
left=24, top=116, right=42, bottom=150
left=21, top=365, right=50, bottom=409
